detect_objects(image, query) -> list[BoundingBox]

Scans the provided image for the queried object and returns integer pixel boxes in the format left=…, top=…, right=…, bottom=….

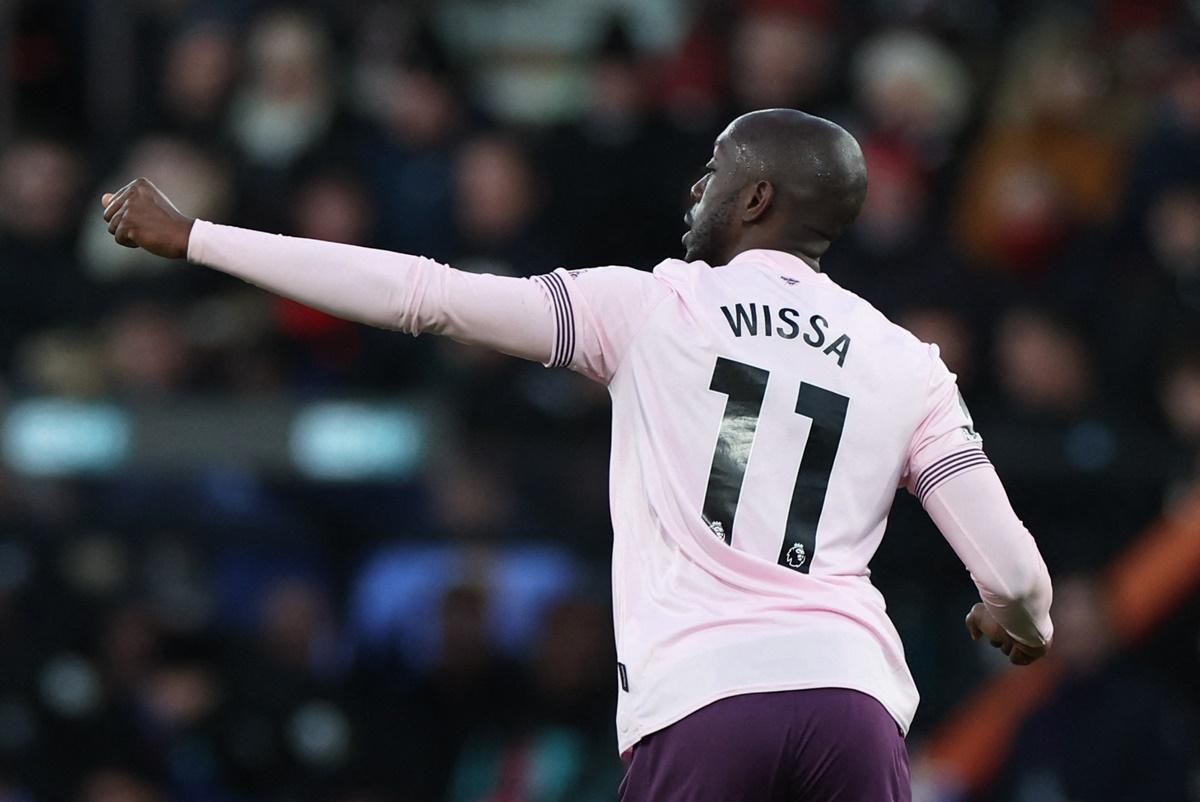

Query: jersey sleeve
left=923, top=467, right=1054, bottom=648
left=906, top=345, right=1054, bottom=648
left=903, top=345, right=988, bottom=502
left=532, top=266, right=670, bottom=384
left=187, top=220, right=557, bottom=363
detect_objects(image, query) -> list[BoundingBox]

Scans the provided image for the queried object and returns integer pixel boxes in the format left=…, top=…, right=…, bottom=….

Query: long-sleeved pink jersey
left=189, top=222, right=1054, bottom=755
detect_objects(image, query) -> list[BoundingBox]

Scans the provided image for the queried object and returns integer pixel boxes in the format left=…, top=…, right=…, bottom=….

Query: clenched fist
left=101, top=177, right=194, bottom=259
left=965, top=602, right=1048, bottom=666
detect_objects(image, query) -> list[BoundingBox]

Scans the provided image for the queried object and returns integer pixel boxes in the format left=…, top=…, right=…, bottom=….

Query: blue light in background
left=290, top=402, right=426, bottom=480
left=2, top=400, right=132, bottom=475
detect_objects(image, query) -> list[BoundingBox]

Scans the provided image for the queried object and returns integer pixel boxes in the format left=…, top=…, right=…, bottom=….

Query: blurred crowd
left=1, top=0, right=1200, bottom=800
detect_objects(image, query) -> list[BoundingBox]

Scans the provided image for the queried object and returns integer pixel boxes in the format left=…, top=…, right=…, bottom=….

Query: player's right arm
left=102, top=178, right=665, bottom=378
left=101, top=178, right=631, bottom=368
left=905, top=348, right=1053, bottom=665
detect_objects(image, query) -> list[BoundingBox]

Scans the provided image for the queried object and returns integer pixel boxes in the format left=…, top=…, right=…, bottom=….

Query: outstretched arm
left=101, top=178, right=556, bottom=363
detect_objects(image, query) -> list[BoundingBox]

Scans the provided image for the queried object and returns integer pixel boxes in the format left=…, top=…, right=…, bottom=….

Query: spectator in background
left=98, top=603, right=162, bottom=704
left=368, top=584, right=529, bottom=802
left=276, top=170, right=377, bottom=391
left=852, top=29, right=972, bottom=176
left=448, top=596, right=619, bottom=802
left=993, top=575, right=1196, bottom=802
left=992, top=305, right=1099, bottom=428
left=0, top=138, right=83, bottom=245
left=183, top=288, right=289, bottom=396
left=832, top=143, right=927, bottom=267
left=150, top=20, right=239, bottom=143
left=1120, top=34, right=1200, bottom=231
left=1160, top=347, right=1200, bottom=496
left=250, top=577, right=339, bottom=682
left=223, top=576, right=356, bottom=798
left=290, top=171, right=377, bottom=249
left=825, top=138, right=985, bottom=314
left=77, top=768, right=167, bottom=802
left=0, top=138, right=88, bottom=370
left=102, top=302, right=193, bottom=397
left=1098, top=181, right=1200, bottom=412
left=895, top=306, right=977, bottom=394
left=526, top=597, right=613, bottom=734
left=541, top=20, right=707, bottom=270
left=1144, top=183, right=1200, bottom=314
left=133, top=632, right=231, bottom=797
left=987, top=301, right=1173, bottom=569
left=229, top=9, right=349, bottom=233
left=12, top=326, right=108, bottom=396
left=229, top=9, right=336, bottom=170
left=955, top=14, right=1130, bottom=276
left=0, top=537, right=48, bottom=789
left=727, top=2, right=836, bottom=115
left=452, top=135, right=558, bottom=278
left=350, top=13, right=463, bottom=261
left=427, top=452, right=520, bottom=542
left=824, top=30, right=981, bottom=311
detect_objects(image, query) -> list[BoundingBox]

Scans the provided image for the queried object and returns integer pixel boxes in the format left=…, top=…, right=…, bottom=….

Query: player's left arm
left=924, top=467, right=1054, bottom=664
left=905, top=346, right=1053, bottom=664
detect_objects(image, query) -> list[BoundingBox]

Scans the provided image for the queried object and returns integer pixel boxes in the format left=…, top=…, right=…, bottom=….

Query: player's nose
left=689, top=175, right=706, bottom=203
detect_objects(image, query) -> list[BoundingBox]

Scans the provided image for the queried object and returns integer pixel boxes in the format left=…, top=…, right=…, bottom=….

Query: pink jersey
left=188, top=223, right=1053, bottom=757
left=537, top=250, right=996, bottom=752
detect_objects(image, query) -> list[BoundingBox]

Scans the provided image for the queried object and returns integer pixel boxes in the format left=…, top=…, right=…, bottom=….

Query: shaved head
left=682, top=109, right=868, bottom=267
left=727, top=109, right=868, bottom=241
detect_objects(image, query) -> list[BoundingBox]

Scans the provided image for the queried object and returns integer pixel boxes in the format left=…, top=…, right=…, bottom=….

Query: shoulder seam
left=569, top=267, right=673, bottom=382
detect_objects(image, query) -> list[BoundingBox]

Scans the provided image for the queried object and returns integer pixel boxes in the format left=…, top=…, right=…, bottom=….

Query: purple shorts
left=618, top=688, right=911, bottom=802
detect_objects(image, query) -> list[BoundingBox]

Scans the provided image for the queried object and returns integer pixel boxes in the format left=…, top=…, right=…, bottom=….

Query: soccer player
left=101, top=109, right=1052, bottom=802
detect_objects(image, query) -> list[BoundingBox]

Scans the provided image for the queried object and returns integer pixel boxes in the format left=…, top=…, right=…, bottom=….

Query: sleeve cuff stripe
left=915, top=449, right=988, bottom=500
left=551, top=271, right=575, bottom=366
left=560, top=273, right=575, bottom=366
left=916, top=444, right=984, bottom=494
left=533, top=275, right=561, bottom=365
left=918, top=457, right=991, bottom=503
left=536, top=272, right=574, bottom=368
left=916, top=450, right=992, bottom=503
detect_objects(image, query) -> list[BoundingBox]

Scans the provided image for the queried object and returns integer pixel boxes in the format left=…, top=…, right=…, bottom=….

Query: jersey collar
left=725, top=249, right=829, bottom=284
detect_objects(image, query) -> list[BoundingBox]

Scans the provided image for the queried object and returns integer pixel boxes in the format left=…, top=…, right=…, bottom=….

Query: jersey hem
left=617, top=679, right=911, bottom=758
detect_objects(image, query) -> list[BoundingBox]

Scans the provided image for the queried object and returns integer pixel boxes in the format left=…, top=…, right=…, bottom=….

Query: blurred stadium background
left=0, top=0, right=1199, bottom=800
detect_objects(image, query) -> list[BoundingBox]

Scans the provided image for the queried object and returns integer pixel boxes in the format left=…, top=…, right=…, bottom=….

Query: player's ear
left=742, top=180, right=774, bottom=223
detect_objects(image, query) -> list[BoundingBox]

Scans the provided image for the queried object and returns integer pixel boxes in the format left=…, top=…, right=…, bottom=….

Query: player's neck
left=728, top=244, right=823, bottom=273
left=787, top=250, right=822, bottom=272
left=729, top=226, right=829, bottom=272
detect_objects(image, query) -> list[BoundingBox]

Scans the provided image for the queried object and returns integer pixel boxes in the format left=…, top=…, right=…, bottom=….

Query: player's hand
left=965, top=602, right=1047, bottom=666
left=100, top=177, right=194, bottom=259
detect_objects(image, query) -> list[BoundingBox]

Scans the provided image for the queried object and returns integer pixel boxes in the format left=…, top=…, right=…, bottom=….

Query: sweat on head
left=683, top=108, right=868, bottom=268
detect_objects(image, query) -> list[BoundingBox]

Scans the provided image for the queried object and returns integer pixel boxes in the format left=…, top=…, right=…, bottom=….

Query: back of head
left=682, top=109, right=868, bottom=266
left=730, top=109, right=868, bottom=244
